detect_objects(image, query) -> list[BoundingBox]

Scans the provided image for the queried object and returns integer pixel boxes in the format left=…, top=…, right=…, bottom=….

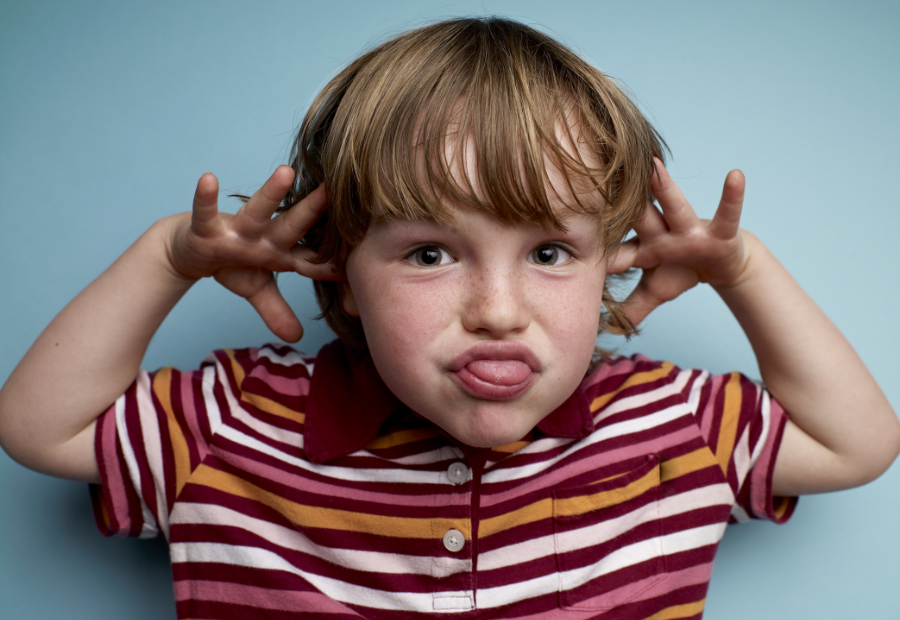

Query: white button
left=443, top=529, right=465, bottom=552
left=447, top=462, right=469, bottom=484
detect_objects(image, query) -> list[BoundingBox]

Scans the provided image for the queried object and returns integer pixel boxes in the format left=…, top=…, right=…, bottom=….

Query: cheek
left=538, top=276, right=605, bottom=354
left=352, top=276, right=456, bottom=361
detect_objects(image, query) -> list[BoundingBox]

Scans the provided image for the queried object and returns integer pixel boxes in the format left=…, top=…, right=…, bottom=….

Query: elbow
left=848, top=413, right=900, bottom=488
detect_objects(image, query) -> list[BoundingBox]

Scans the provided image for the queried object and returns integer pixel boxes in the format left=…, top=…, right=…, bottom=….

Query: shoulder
left=202, top=343, right=316, bottom=383
left=583, top=353, right=695, bottom=399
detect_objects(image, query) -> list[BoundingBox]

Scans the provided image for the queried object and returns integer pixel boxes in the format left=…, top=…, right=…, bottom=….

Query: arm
left=0, top=166, right=334, bottom=483
left=609, top=161, right=900, bottom=496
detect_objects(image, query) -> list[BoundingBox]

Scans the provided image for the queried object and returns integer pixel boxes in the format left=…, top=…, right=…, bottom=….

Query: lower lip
left=451, top=367, right=536, bottom=401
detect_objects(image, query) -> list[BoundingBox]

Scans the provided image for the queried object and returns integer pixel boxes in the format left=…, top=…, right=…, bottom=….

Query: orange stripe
left=366, top=428, right=440, bottom=450
left=491, top=439, right=531, bottom=453
left=590, top=362, right=676, bottom=413
left=191, top=465, right=470, bottom=539
left=240, top=391, right=305, bottom=423
left=714, top=373, right=742, bottom=474
left=660, top=448, right=720, bottom=483
left=642, top=599, right=705, bottom=619
left=555, top=466, right=660, bottom=517
left=774, top=497, right=791, bottom=520
left=480, top=466, right=660, bottom=538
left=225, top=349, right=245, bottom=384
left=153, top=368, right=191, bottom=496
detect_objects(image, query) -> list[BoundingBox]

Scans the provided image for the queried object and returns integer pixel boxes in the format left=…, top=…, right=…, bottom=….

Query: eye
left=529, top=244, right=572, bottom=266
left=409, top=245, right=453, bottom=267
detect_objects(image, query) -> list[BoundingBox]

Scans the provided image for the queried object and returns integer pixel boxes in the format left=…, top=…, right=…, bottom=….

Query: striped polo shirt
left=91, top=339, right=795, bottom=619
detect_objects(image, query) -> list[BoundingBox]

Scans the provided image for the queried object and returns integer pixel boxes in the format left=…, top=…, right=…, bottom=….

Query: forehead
left=371, top=118, right=608, bottom=233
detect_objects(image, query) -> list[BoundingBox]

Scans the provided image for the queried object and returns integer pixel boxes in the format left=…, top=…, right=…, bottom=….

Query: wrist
left=710, top=231, right=768, bottom=293
left=153, top=214, right=205, bottom=284
left=139, top=214, right=203, bottom=287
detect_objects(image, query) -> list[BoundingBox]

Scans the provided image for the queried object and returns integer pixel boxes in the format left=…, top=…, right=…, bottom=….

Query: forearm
left=715, top=234, right=900, bottom=494
left=0, top=214, right=195, bottom=481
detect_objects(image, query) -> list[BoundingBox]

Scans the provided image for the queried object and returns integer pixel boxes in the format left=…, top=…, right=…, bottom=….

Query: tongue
left=466, top=360, right=532, bottom=386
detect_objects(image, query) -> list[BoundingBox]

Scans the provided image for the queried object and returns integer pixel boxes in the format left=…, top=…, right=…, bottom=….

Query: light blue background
left=1, top=1, right=898, bottom=617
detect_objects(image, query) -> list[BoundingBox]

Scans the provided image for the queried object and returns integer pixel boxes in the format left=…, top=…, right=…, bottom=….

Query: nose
left=461, top=266, right=531, bottom=336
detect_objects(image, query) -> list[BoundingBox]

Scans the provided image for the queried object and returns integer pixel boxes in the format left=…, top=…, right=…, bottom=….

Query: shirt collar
left=303, top=339, right=594, bottom=464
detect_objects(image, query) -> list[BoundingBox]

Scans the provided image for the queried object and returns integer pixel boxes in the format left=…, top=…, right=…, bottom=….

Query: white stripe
left=135, top=371, right=169, bottom=539
left=733, top=425, right=751, bottom=487
left=117, top=372, right=159, bottom=539
left=730, top=503, right=751, bottom=523
left=478, top=523, right=724, bottom=609
left=215, top=424, right=449, bottom=484
left=482, top=403, right=688, bottom=485
left=479, top=483, right=733, bottom=571
left=593, top=368, right=693, bottom=421
left=749, top=387, right=771, bottom=469
left=171, top=542, right=472, bottom=612
left=256, top=345, right=315, bottom=376
left=217, top=366, right=306, bottom=449
left=170, top=502, right=469, bottom=577
left=202, top=364, right=223, bottom=434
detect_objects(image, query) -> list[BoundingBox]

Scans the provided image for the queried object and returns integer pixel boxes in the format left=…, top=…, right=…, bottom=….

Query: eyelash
left=528, top=243, right=575, bottom=267
left=406, top=245, right=454, bottom=267
left=404, top=242, right=576, bottom=267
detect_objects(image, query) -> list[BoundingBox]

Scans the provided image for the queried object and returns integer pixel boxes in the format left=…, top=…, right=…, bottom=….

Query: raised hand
left=608, top=159, right=750, bottom=327
left=168, top=166, right=339, bottom=342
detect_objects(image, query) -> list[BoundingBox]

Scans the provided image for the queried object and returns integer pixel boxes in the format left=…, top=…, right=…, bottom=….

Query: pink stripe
left=480, top=425, right=697, bottom=508
left=179, top=371, right=208, bottom=461
left=223, top=450, right=471, bottom=508
left=248, top=365, right=311, bottom=397
left=750, top=397, right=788, bottom=521
left=175, top=579, right=356, bottom=614
left=581, top=355, right=643, bottom=389
left=568, top=562, right=712, bottom=611
left=501, top=563, right=711, bottom=619
left=698, top=374, right=723, bottom=440
left=100, top=409, right=131, bottom=531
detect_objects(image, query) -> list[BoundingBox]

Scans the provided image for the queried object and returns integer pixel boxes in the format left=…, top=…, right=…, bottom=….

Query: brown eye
left=533, top=246, right=558, bottom=265
left=412, top=246, right=451, bottom=267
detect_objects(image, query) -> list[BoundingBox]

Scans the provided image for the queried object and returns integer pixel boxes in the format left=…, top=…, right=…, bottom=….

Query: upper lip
left=448, top=340, right=542, bottom=373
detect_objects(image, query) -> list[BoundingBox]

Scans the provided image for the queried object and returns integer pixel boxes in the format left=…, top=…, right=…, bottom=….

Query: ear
left=341, top=281, right=360, bottom=318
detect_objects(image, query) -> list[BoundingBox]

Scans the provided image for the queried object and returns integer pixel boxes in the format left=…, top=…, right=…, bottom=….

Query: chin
left=451, top=417, right=532, bottom=449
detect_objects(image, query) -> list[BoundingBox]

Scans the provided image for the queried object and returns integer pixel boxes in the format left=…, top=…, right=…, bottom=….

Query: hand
left=608, top=159, right=750, bottom=326
left=167, top=166, right=339, bottom=342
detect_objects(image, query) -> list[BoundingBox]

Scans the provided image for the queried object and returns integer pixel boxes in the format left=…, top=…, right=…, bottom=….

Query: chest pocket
left=553, top=454, right=667, bottom=611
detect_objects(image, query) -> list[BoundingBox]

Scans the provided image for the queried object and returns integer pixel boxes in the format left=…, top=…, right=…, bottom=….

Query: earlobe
left=341, top=282, right=360, bottom=318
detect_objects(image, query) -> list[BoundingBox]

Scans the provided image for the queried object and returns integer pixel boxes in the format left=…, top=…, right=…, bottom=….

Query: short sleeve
left=89, top=344, right=315, bottom=539
left=89, top=360, right=219, bottom=539
left=689, top=369, right=797, bottom=524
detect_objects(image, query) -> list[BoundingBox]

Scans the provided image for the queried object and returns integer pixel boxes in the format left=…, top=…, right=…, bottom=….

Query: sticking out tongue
left=465, top=360, right=532, bottom=386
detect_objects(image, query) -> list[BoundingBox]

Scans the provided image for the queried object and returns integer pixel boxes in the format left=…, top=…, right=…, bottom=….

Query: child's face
left=342, top=188, right=608, bottom=448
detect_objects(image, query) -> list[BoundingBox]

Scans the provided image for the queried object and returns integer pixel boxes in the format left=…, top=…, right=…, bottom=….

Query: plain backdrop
left=1, top=1, right=898, bottom=618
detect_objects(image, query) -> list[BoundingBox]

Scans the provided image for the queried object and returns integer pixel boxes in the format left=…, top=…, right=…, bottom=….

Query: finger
left=268, top=184, right=329, bottom=250
left=619, top=263, right=700, bottom=326
left=246, top=276, right=304, bottom=342
left=607, top=238, right=639, bottom=274
left=191, top=172, right=223, bottom=237
left=650, top=158, right=699, bottom=234
left=631, top=199, right=668, bottom=240
left=708, top=169, right=745, bottom=240
left=291, top=246, right=345, bottom=281
left=232, top=165, right=296, bottom=240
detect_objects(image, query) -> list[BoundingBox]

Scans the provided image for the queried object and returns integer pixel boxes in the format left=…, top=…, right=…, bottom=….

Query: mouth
left=448, top=341, right=541, bottom=401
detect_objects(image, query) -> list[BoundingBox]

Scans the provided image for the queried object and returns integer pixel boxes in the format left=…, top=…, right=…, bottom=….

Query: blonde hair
left=281, top=16, right=666, bottom=348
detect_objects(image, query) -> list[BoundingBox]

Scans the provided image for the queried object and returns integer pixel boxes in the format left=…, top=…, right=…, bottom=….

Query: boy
left=0, top=15, right=897, bottom=619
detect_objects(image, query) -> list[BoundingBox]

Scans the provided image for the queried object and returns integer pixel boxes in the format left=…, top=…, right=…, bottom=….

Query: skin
left=342, top=209, right=606, bottom=449
left=0, top=161, right=897, bottom=498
